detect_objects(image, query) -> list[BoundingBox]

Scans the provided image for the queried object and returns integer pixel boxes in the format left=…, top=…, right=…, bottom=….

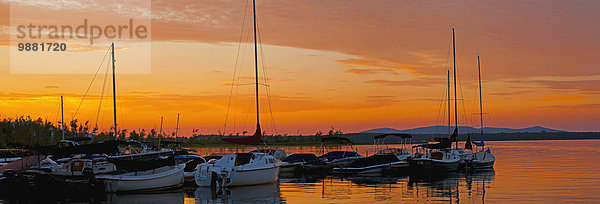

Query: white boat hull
left=231, top=166, right=280, bottom=186
left=195, top=165, right=279, bottom=187
left=97, top=164, right=184, bottom=192
left=194, top=153, right=281, bottom=187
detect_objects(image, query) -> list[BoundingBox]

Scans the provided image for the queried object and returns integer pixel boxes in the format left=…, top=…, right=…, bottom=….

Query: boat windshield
left=431, top=151, right=444, bottom=160
left=235, top=153, right=253, bottom=166
left=31, top=158, right=60, bottom=169
left=376, top=148, right=408, bottom=156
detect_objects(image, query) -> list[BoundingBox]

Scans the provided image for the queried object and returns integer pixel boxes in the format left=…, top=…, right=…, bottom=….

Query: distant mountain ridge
left=361, top=126, right=566, bottom=134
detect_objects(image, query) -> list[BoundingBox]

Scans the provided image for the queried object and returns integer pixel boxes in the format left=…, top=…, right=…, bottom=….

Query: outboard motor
left=82, top=168, right=95, bottom=186
left=210, top=171, right=218, bottom=190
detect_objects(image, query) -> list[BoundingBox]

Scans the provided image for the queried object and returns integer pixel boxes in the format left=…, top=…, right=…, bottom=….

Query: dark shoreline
left=343, top=132, right=600, bottom=143
left=182, top=132, right=600, bottom=147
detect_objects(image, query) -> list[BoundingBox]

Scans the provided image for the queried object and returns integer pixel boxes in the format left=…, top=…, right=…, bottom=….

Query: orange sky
left=1, top=0, right=599, bottom=135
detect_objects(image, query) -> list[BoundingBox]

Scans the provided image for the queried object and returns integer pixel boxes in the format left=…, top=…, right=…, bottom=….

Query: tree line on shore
left=0, top=116, right=346, bottom=148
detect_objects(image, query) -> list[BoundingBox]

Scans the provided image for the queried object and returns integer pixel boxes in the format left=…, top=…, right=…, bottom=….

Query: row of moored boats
left=0, top=132, right=494, bottom=193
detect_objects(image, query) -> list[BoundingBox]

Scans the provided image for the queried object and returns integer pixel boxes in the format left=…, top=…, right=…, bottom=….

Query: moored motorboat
left=318, top=137, right=363, bottom=168
left=97, top=163, right=185, bottom=192
left=194, top=152, right=281, bottom=187
left=333, top=154, right=406, bottom=174
left=333, top=147, right=413, bottom=174
left=95, top=146, right=186, bottom=192
left=339, top=133, right=414, bottom=174
left=319, top=151, right=363, bottom=168
left=280, top=153, right=325, bottom=173
left=49, top=154, right=117, bottom=177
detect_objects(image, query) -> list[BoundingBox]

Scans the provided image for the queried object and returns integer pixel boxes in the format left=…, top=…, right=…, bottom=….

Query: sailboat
left=409, top=28, right=465, bottom=172
left=96, top=43, right=184, bottom=192
left=467, top=56, right=495, bottom=169
left=445, top=28, right=476, bottom=169
left=194, top=0, right=281, bottom=187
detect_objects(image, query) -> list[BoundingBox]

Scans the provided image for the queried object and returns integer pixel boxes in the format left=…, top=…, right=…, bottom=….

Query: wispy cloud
left=365, top=77, right=440, bottom=87
left=532, top=95, right=586, bottom=102
left=544, top=103, right=600, bottom=110
left=337, top=57, right=419, bottom=75
left=364, top=95, right=402, bottom=104
left=345, top=68, right=380, bottom=75
left=507, top=78, right=600, bottom=92
left=490, top=90, right=533, bottom=96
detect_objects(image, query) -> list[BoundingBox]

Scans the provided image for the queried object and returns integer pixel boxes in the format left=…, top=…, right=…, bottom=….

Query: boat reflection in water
left=106, top=190, right=185, bottom=204
left=407, top=170, right=495, bottom=203
left=343, top=173, right=408, bottom=186
left=192, top=183, right=282, bottom=203
left=279, top=170, right=495, bottom=203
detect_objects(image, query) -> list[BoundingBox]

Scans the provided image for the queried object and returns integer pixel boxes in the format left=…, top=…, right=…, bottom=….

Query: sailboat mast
left=452, top=28, right=458, bottom=148
left=159, top=116, right=163, bottom=147
left=61, top=95, right=64, bottom=140
left=477, top=55, right=484, bottom=145
left=253, top=0, right=260, bottom=127
left=447, top=70, right=451, bottom=135
left=175, top=113, right=180, bottom=141
left=111, top=42, right=118, bottom=140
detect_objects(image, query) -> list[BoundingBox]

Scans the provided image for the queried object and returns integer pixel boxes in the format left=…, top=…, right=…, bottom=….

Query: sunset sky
left=1, top=0, right=599, bottom=136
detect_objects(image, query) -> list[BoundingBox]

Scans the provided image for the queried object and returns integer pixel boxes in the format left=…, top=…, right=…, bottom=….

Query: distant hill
left=361, top=125, right=565, bottom=134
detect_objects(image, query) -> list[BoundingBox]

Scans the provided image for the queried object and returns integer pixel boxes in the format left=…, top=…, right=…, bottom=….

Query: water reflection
left=0, top=170, right=494, bottom=203
left=279, top=170, right=495, bottom=203
left=405, top=171, right=495, bottom=203
left=190, top=183, right=282, bottom=203
left=106, top=190, right=185, bottom=204
left=344, top=174, right=407, bottom=186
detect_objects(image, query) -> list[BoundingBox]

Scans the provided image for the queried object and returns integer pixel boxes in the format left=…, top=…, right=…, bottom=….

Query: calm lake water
left=2, top=140, right=599, bottom=203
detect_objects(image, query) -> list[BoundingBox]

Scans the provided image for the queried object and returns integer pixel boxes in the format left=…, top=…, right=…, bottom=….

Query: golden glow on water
left=182, top=140, right=600, bottom=203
